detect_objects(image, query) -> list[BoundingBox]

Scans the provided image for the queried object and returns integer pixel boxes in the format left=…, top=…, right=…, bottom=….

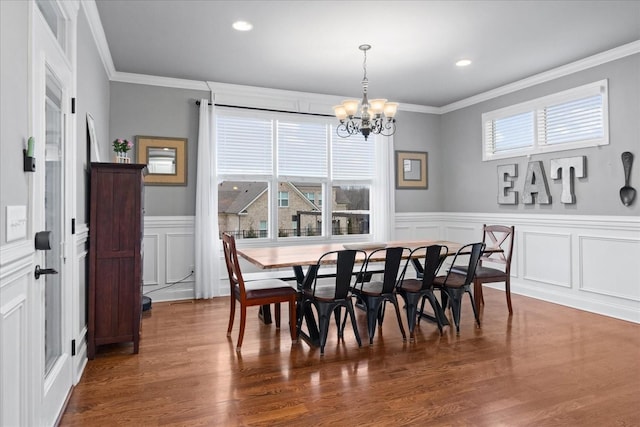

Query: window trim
left=482, top=80, right=609, bottom=161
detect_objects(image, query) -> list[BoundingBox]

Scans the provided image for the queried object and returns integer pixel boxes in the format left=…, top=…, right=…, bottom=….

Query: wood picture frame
left=395, top=151, right=428, bottom=189
left=136, top=135, right=187, bottom=186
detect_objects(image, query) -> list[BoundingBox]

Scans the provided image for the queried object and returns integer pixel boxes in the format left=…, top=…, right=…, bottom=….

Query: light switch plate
left=6, top=205, right=27, bottom=242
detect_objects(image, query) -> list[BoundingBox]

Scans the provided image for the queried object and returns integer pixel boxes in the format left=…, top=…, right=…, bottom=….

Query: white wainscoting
left=72, top=225, right=89, bottom=384
left=143, top=213, right=640, bottom=323
left=0, top=240, right=34, bottom=426
left=397, top=212, right=640, bottom=323
left=142, top=216, right=196, bottom=302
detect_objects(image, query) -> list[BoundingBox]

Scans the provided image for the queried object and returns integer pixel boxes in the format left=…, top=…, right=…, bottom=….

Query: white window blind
left=217, top=115, right=273, bottom=174
left=332, top=131, right=374, bottom=180
left=540, top=94, right=603, bottom=145
left=277, top=121, right=327, bottom=177
left=486, top=111, right=534, bottom=155
left=482, top=80, right=608, bottom=161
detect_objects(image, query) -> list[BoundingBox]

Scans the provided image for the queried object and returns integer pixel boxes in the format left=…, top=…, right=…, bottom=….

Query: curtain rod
left=194, top=100, right=334, bottom=118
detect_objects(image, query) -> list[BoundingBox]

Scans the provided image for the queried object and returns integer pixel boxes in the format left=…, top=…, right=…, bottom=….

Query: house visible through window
left=216, top=109, right=374, bottom=240
left=482, top=80, right=608, bottom=161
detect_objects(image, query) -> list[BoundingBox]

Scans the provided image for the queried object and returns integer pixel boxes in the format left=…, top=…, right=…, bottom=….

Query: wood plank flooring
left=60, top=288, right=640, bottom=426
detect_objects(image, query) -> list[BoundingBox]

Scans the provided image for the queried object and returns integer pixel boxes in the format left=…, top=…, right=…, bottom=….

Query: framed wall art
left=136, top=135, right=187, bottom=186
left=86, top=113, right=101, bottom=162
left=395, top=150, right=428, bottom=189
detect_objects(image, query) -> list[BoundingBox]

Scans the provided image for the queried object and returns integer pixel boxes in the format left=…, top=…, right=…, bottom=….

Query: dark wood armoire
left=88, top=163, right=146, bottom=359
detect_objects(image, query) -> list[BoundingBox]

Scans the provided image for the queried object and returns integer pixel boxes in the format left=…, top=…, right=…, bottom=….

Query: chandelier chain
left=362, top=48, right=368, bottom=88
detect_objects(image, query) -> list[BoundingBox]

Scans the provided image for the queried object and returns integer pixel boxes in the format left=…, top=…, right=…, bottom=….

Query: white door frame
left=30, top=1, right=78, bottom=425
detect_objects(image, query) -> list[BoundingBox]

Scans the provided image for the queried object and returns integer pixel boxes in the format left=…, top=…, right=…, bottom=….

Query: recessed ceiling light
left=232, top=20, right=253, bottom=31
left=456, top=59, right=472, bottom=67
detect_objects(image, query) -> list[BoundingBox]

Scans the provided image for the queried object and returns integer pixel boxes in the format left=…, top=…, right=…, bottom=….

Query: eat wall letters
left=497, top=156, right=587, bottom=205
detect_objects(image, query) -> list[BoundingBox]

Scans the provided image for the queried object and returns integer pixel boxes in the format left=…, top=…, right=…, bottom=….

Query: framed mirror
left=136, top=135, right=187, bottom=185
left=395, top=150, right=428, bottom=189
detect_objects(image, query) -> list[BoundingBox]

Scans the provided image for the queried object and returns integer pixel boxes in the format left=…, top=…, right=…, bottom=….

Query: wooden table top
left=236, top=240, right=477, bottom=270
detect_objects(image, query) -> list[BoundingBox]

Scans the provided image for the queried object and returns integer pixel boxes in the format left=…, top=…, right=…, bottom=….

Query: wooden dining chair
left=350, top=247, right=408, bottom=345
left=434, top=242, right=486, bottom=334
left=222, top=233, right=298, bottom=351
left=397, top=245, right=448, bottom=340
left=297, top=249, right=366, bottom=355
left=450, top=225, right=515, bottom=313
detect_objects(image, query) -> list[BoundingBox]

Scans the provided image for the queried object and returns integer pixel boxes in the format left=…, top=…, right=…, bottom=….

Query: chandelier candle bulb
left=383, top=102, right=399, bottom=119
left=333, top=105, right=348, bottom=121
left=369, top=99, right=387, bottom=116
left=342, top=100, right=360, bottom=117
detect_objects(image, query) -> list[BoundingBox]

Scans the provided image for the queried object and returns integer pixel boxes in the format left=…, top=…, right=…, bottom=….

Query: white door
left=31, top=1, right=76, bottom=425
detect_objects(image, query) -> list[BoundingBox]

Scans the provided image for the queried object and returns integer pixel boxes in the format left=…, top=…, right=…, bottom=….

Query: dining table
left=236, top=239, right=499, bottom=347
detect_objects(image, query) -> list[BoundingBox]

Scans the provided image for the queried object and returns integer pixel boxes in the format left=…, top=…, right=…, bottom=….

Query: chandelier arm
left=336, top=125, right=349, bottom=138
left=370, top=118, right=383, bottom=134
left=379, top=120, right=397, bottom=137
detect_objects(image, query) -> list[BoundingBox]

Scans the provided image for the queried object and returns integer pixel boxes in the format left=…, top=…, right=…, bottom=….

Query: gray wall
left=77, top=6, right=111, bottom=224
left=0, top=0, right=30, bottom=245
left=108, top=55, right=638, bottom=218
left=109, top=82, right=209, bottom=215
left=441, top=54, right=640, bottom=215
left=393, top=111, right=443, bottom=212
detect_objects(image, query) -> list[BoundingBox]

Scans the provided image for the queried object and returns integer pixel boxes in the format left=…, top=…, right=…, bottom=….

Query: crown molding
left=111, top=71, right=210, bottom=91
left=206, top=81, right=437, bottom=115
left=81, top=0, right=116, bottom=79
left=440, top=40, right=640, bottom=114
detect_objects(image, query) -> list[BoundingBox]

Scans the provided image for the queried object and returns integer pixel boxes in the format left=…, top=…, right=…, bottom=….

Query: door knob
left=34, top=265, right=58, bottom=280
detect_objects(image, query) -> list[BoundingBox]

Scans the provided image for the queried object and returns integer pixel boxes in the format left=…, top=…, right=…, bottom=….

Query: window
left=304, top=192, right=315, bottom=204
left=278, top=191, right=289, bottom=207
left=36, top=0, right=68, bottom=56
left=216, top=109, right=374, bottom=241
left=482, top=80, right=608, bottom=161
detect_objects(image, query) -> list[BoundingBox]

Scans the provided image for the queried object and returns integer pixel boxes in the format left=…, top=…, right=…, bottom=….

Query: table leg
left=417, top=294, right=450, bottom=326
left=294, top=265, right=320, bottom=347
left=258, top=305, right=272, bottom=324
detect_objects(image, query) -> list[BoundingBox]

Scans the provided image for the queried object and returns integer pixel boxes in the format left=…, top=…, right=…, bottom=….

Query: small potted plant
left=112, top=138, right=133, bottom=163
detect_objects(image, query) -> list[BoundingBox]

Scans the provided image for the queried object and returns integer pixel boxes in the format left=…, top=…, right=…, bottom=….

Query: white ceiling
left=94, top=0, right=640, bottom=108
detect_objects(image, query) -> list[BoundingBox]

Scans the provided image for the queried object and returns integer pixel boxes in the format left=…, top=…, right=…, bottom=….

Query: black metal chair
left=433, top=242, right=486, bottom=334
left=297, top=249, right=366, bottom=355
left=396, top=244, right=448, bottom=340
left=350, top=247, right=408, bottom=345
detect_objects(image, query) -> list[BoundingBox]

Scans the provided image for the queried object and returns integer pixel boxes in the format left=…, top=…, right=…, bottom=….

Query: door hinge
left=71, top=97, right=76, bottom=114
left=71, top=218, right=75, bottom=234
left=71, top=339, right=76, bottom=356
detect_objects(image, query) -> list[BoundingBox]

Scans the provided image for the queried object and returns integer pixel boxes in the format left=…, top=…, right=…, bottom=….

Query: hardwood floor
left=60, top=288, right=640, bottom=426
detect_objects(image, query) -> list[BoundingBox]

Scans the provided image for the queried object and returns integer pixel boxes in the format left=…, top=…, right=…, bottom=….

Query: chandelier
left=333, top=44, right=399, bottom=141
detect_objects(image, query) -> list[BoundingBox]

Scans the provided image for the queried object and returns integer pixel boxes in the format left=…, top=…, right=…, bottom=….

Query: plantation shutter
left=331, top=131, right=374, bottom=180
left=488, top=111, right=534, bottom=155
left=540, top=94, right=603, bottom=145
left=217, top=115, right=273, bottom=174
left=277, top=120, right=328, bottom=177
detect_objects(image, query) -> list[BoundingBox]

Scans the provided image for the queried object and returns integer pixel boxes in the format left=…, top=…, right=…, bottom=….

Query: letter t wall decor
left=550, top=156, right=586, bottom=204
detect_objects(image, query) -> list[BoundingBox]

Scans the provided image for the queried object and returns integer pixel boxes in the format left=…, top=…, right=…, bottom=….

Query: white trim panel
left=579, top=235, right=640, bottom=301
